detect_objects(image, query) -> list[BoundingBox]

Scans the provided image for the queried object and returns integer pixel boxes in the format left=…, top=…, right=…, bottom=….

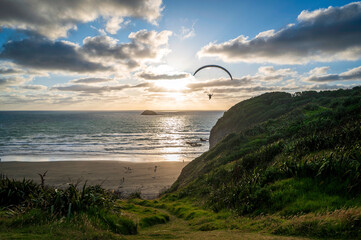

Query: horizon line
left=0, top=109, right=227, bottom=112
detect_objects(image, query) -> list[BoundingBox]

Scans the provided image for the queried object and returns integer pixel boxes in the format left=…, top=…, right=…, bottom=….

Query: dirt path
left=125, top=209, right=310, bottom=240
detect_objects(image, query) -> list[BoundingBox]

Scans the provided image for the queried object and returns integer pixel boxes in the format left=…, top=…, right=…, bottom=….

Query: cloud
left=305, top=83, right=350, bottom=90
left=19, top=85, right=47, bottom=90
left=71, top=77, right=113, bottom=84
left=186, top=66, right=295, bottom=91
left=210, top=83, right=349, bottom=94
left=187, top=78, right=251, bottom=91
left=0, top=93, right=84, bottom=105
left=0, top=29, right=172, bottom=73
left=0, top=0, right=163, bottom=39
left=308, top=66, right=330, bottom=75
left=256, top=66, right=296, bottom=81
left=0, top=66, right=24, bottom=75
left=0, top=76, right=31, bottom=88
left=105, top=17, right=131, bottom=34
left=211, top=86, right=278, bottom=93
left=52, top=84, right=131, bottom=93
left=198, top=2, right=361, bottom=64
left=51, top=80, right=151, bottom=94
left=180, top=22, right=196, bottom=40
left=105, top=16, right=124, bottom=35
left=0, top=38, right=109, bottom=73
left=305, top=65, right=361, bottom=82
left=136, top=71, right=190, bottom=80
left=82, top=30, right=172, bottom=68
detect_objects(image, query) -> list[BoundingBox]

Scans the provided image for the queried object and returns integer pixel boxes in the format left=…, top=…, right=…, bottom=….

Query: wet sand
left=1, top=161, right=187, bottom=199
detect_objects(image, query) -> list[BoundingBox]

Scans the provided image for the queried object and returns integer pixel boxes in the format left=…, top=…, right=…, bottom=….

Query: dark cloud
left=71, top=77, right=113, bottom=84
left=0, top=78, right=13, bottom=86
left=0, top=29, right=172, bottom=73
left=52, top=84, right=132, bottom=93
left=198, top=2, right=361, bottom=64
left=19, top=85, right=47, bottom=90
left=0, top=67, right=23, bottom=75
left=52, top=79, right=153, bottom=94
left=305, top=66, right=361, bottom=82
left=0, top=76, right=29, bottom=88
left=0, top=38, right=109, bottom=73
left=0, top=0, right=163, bottom=39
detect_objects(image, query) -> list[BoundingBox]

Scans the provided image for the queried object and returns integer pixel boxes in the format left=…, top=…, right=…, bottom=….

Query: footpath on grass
left=122, top=200, right=311, bottom=240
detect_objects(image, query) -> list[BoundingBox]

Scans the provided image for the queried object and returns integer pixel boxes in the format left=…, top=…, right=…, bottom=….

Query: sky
left=0, top=0, right=361, bottom=110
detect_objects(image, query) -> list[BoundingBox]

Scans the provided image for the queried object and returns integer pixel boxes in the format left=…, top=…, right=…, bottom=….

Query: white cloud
left=198, top=2, right=361, bottom=64
left=105, top=16, right=124, bottom=34
left=105, top=17, right=131, bottom=34
left=180, top=24, right=195, bottom=40
left=304, top=65, right=361, bottom=82
left=308, top=66, right=330, bottom=75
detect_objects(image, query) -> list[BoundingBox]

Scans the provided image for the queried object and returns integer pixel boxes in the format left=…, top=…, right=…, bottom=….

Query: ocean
left=0, top=111, right=224, bottom=162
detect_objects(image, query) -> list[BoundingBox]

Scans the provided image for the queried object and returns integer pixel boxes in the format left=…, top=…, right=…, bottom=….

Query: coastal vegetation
left=1, top=87, right=361, bottom=239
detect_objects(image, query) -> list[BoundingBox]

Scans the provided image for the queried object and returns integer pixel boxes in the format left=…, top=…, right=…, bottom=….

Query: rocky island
left=141, top=110, right=158, bottom=115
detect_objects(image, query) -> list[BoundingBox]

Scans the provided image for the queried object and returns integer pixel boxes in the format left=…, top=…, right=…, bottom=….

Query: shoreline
left=1, top=160, right=187, bottom=199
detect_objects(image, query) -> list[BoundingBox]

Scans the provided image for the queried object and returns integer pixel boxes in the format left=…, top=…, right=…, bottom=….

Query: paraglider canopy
left=193, top=65, right=233, bottom=80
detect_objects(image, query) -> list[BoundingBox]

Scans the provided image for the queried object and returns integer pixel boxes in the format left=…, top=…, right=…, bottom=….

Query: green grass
left=261, top=178, right=361, bottom=216
left=0, top=209, right=128, bottom=239
left=116, top=200, right=170, bottom=228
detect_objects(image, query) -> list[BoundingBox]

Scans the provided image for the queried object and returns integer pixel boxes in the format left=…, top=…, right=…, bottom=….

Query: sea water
left=0, top=111, right=223, bottom=162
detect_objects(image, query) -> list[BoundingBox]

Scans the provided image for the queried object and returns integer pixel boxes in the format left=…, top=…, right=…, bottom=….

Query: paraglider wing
left=193, top=65, right=233, bottom=80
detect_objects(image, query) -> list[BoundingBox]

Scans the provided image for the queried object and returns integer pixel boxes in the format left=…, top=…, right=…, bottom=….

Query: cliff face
left=209, top=92, right=292, bottom=148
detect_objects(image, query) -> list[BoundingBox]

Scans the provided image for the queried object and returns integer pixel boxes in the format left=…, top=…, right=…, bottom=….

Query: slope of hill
left=169, top=87, right=361, bottom=238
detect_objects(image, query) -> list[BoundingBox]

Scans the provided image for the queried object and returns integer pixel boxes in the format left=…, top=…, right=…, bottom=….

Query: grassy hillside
left=210, top=89, right=360, bottom=148
left=168, top=87, right=361, bottom=238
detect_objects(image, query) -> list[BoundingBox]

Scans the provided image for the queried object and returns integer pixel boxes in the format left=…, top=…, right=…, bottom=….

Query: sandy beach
left=1, top=161, right=187, bottom=199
